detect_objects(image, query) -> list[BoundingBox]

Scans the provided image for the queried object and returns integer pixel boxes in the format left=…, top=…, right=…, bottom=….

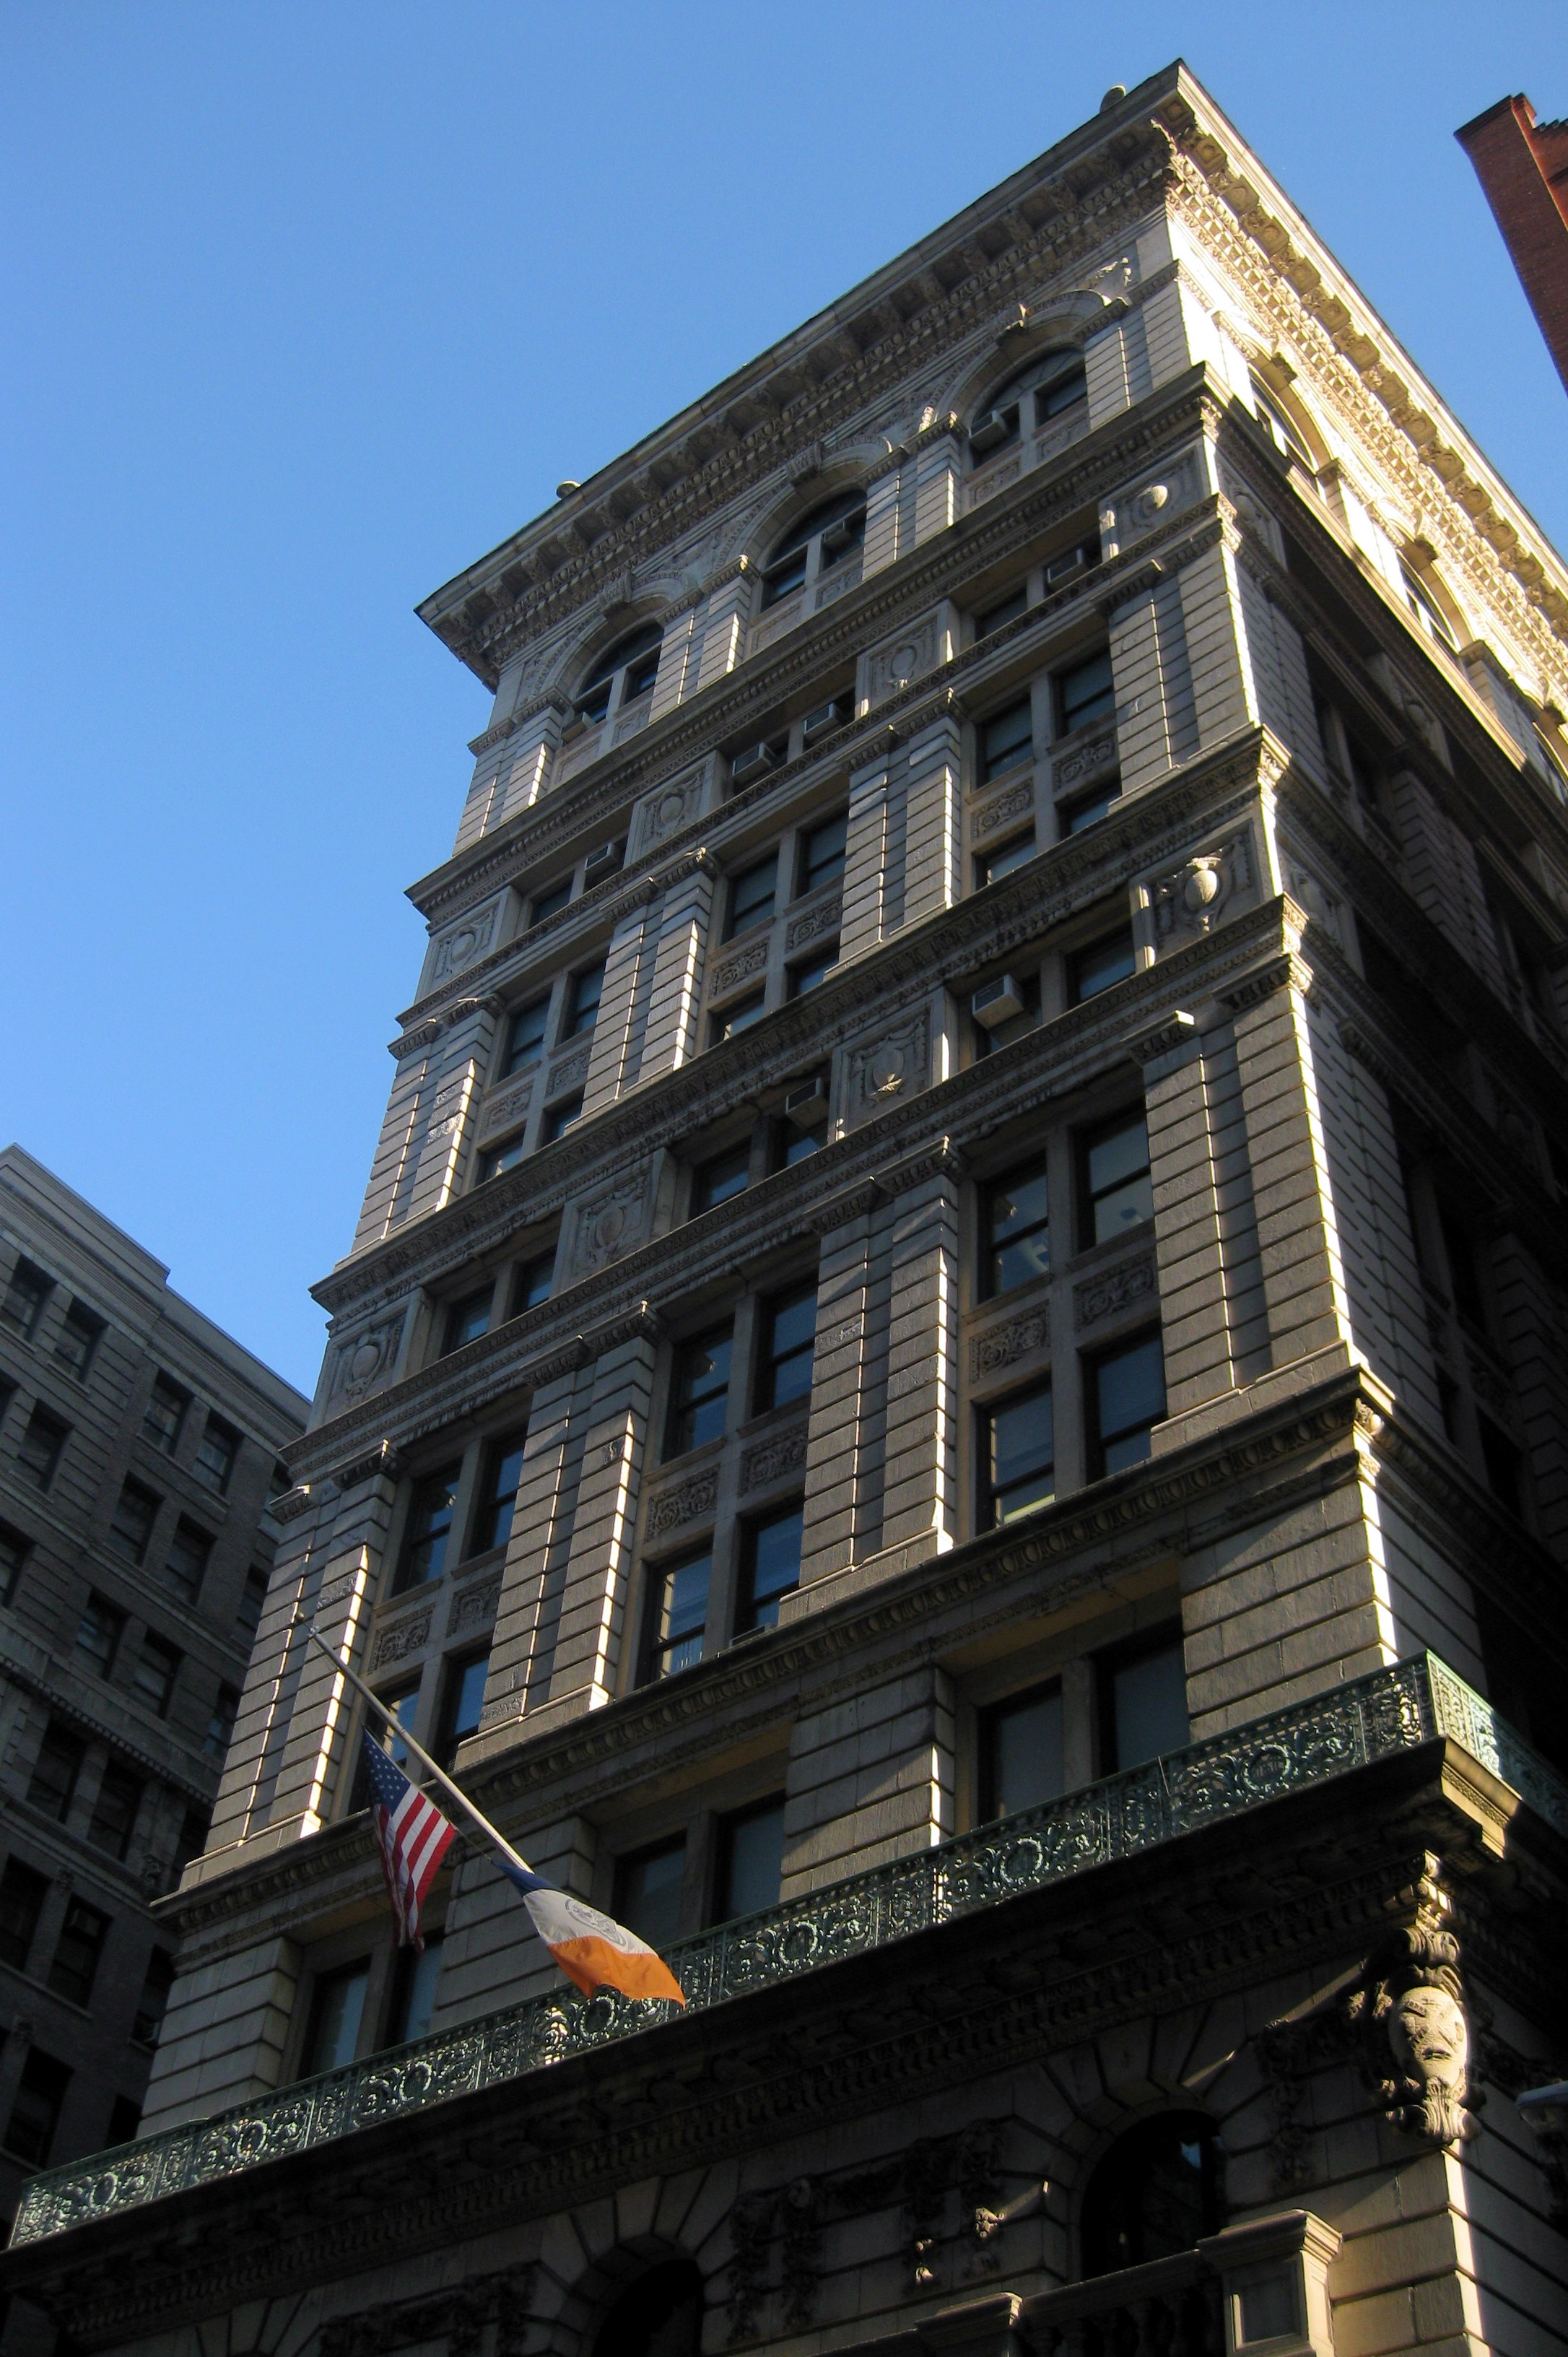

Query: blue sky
left=2, top=3, right=1564, bottom=1398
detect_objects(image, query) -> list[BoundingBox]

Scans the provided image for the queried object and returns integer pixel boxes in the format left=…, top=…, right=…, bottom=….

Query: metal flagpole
left=297, top=1620, right=536, bottom=1880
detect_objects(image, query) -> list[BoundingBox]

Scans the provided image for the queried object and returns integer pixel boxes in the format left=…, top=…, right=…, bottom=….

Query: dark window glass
left=133, top=1633, right=180, bottom=1719
left=1060, top=781, right=1120, bottom=835
left=170, top=1804, right=210, bottom=1884
left=542, top=1095, right=583, bottom=1142
left=624, top=644, right=661, bottom=699
left=981, top=1382, right=1055, bottom=1525
left=644, top=1551, right=710, bottom=1680
left=788, top=947, right=838, bottom=997
left=758, top=1286, right=816, bottom=1411
left=739, top=1503, right=802, bottom=1633
left=108, top=1479, right=160, bottom=1564
left=142, top=1375, right=188, bottom=1453
left=471, top=1431, right=526, bottom=1555
left=510, top=1249, right=556, bottom=1316
left=349, top=1683, right=419, bottom=1810
left=1, top=1261, right=51, bottom=1340
left=437, top=1651, right=489, bottom=1766
left=54, top=1304, right=104, bottom=1380
left=775, top=1116, right=825, bottom=1170
left=1081, top=2114, right=1224, bottom=2276
left=591, top=2260, right=703, bottom=2357
left=726, top=855, right=778, bottom=939
left=716, top=1797, right=785, bottom=1922
left=975, top=829, right=1037, bottom=891
left=476, top=1133, right=526, bottom=1184
left=74, top=1593, right=125, bottom=1678
left=575, top=624, right=662, bottom=719
left=17, top=1407, right=69, bottom=1492
left=614, top=1838, right=686, bottom=1950
left=87, top=1761, right=144, bottom=1859
left=386, top=1930, right=443, bottom=2047
left=977, top=586, right=1029, bottom=638
left=400, top=1464, right=463, bottom=1589
left=1089, top=1334, right=1167, bottom=1476
left=195, top=1417, right=240, bottom=1493
left=131, top=1949, right=175, bottom=2047
left=503, top=996, right=550, bottom=1074
left=1068, top=928, right=1136, bottom=1005
left=236, top=1566, right=269, bottom=1642
left=981, top=1683, right=1065, bottom=1820
left=205, top=1683, right=239, bottom=1758
left=1084, top=1115, right=1153, bottom=1246
left=985, top=1158, right=1050, bottom=1295
left=798, top=812, right=848, bottom=893
left=47, top=1897, right=110, bottom=2005
left=1402, top=565, right=1456, bottom=651
left=0, top=1860, right=48, bottom=1971
left=666, top=1327, right=732, bottom=1457
left=27, top=1722, right=84, bottom=1820
left=692, top=1143, right=752, bottom=1215
left=565, top=963, right=605, bottom=1036
left=1438, top=1205, right=1487, bottom=1330
left=1253, top=376, right=1312, bottom=463
left=1036, top=356, right=1087, bottom=419
left=528, top=880, right=572, bottom=926
left=302, top=1961, right=370, bottom=2076
left=443, top=1287, right=492, bottom=1355
left=1478, top=1420, right=1525, bottom=1517
left=108, top=2093, right=142, bottom=2145
left=164, top=1519, right=212, bottom=1603
left=1100, top=1632, right=1188, bottom=1772
left=711, top=991, right=766, bottom=1046
left=1058, top=649, right=1115, bottom=735
left=760, top=493, right=865, bottom=607
left=980, top=698, right=1033, bottom=783
left=0, top=1523, right=29, bottom=1605
left=4, top=2050, right=70, bottom=2165
left=759, top=542, right=809, bottom=608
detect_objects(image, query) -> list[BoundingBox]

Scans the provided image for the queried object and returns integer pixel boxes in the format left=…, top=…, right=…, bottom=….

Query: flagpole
left=297, top=1620, right=535, bottom=1880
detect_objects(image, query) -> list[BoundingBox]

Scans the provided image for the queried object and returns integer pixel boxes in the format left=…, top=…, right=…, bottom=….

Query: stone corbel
left=331, top=1440, right=405, bottom=1494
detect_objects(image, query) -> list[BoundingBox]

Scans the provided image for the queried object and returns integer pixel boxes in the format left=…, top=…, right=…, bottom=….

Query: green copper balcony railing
left=11, top=1652, right=1563, bottom=2249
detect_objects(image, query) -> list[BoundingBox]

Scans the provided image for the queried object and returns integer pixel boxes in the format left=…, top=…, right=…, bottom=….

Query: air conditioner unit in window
left=783, top=1075, right=829, bottom=1128
left=972, top=976, right=1028, bottom=1030
left=819, top=514, right=862, bottom=556
left=730, top=741, right=779, bottom=787
left=583, top=840, right=624, bottom=885
left=801, top=699, right=845, bottom=745
left=1045, top=544, right=1088, bottom=584
left=969, top=407, right=1016, bottom=457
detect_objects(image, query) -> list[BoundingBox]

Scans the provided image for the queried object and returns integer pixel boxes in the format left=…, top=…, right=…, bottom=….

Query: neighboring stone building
left=7, top=58, right=1568, bottom=2357
left=0, top=1148, right=307, bottom=2260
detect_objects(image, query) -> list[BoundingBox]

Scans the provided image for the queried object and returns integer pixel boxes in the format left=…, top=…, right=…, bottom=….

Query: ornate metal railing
left=12, top=1651, right=1563, bottom=2247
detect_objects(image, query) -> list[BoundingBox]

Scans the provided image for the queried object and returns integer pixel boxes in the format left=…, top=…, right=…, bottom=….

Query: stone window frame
left=746, top=488, right=868, bottom=652
left=963, top=342, right=1094, bottom=511
left=676, top=1090, right=832, bottom=1227
left=962, top=890, right=1148, bottom=1074
left=702, top=793, right=849, bottom=1041
left=471, top=950, right=613, bottom=1178
left=963, top=629, right=1123, bottom=890
left=419, top=1230, right=560, bottom=1373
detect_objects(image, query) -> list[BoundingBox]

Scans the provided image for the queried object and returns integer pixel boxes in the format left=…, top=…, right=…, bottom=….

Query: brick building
left=6, top=61, right=1568, bottom=2357
left=1458, top=94, right=1568, bottom=396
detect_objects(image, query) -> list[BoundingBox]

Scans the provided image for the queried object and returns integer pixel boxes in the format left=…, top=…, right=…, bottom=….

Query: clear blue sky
left=3, top=4, right=1564, bottom=1398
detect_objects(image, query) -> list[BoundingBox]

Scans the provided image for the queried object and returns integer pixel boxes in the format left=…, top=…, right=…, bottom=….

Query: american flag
left=360, top=1731, right=456, bottom=1953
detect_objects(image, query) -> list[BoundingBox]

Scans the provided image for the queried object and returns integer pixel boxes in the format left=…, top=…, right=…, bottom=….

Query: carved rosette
left=567, top=1163, right=657, bottom=1280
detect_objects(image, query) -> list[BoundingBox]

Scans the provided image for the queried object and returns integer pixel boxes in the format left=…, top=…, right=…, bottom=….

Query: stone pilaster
left=536, top=1321, right=661, bottom=1721
left=470, top=1360, right=590, bottom=1754
left=795, top=1192, right=888, bottom=1593
left=637, top=859, right=717, bottom=1079
left=693, top=562, right=753, bottom=693
left=782, top=1662, right=955, bottom=1896
left=912, top=427, right=962, bottom=547
left=878, top=1151, right=962, bottom=1561
left=582, top=893, right=657, bottom=1119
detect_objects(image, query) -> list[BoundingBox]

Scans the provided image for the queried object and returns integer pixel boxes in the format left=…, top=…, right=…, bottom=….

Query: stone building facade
left=6, top=60, right=1568, bottom=2357
left=0, top=1148, right=306, bottom=2254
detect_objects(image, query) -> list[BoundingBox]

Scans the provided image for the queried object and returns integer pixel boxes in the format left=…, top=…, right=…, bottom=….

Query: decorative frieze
left=970, top=1311, right=1048, bottom=1379
left=427, top=894, right=507, bottom=987
left=567, top=1162, right=658, bottom=1279
left=1074, top=1251, right=1157, bottom=1329
left=1050, top=720, right=1118, bottom=798
left=841, top=1010, right=931, bottom=1129
left=628, top=765, right=707, bottom=859
left=545, top=1049, right=590, bottom=1099
left=373, top=1611, right=432, bottom=1668
left=449, top=1579, right=501, bottom=1638
left=1148, top=830, right=1255, bottom=947
left=708, top=937, right=770, bottom=999
left=476, top=1079, right=533, bottom=1142
left=785, top=895, right=841, bottom=952
left=646, top=1465, right=720, bottom=1538
left=971, top=781, right=1033, bottom=840
left=327, top=1315, right=409, bottom=1408
left=858, top=608, right=954, bottom=709
left=740, top=1423, right=809, bottom=1491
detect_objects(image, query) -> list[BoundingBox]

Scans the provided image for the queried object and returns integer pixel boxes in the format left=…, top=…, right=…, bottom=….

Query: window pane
left=476, top=1132, right=526, bottom=1184
left=718, top=1799, right=785, bottom=1921
left=133, top=1636, right=180, bottom=1717
left=504, top=997, right=549, bottom=1073
left=980, top=699, right=1033, bottom=782
left=1037, top=358, right=1087, bottom=419
left=1087, top=1116, right=1153, bottom=1243
left=1059, top=649, right=1115, bottom=734
left=55, top=1305, right=103, bottom=1379
left=48, top=1897, right=110, bottom=2004
left=762, top=1287, right=816, bottom=1410
left=1069, top=929, right=1136, bottom=1005
left=350, top=1683, right=419, bottom=1808
left=624, top=646, right=661, bottom=699
left=74, top=1593, right=124, bottom=1677
left=1063, top=786, right=1118, bottom=835
left=131, top=1950, right=175, bottom=2047
left=668, top=1328, right=731, bottom=1457
left=237, top=1566, right=269, bottom=1641
left=164, top=1519, right=212, bottom=1603
left=983, top=1685, right=1065, bottom=1819
left=727, top=856, right=778, bottom=937
left=567, top=963, right=604, bottom=1035
left=977, top=587, right=1029, bottom=638
left=987, top=1384, right=1055, bottom=1523
left=542, top=1095, right=583, bottom=1140
left=108, top=1478, right=159, bottom=1563
left=17, top=1409, right=69, bottom=1490
left=304, top=1962, right=370, bottom=2075
left=0, top=1523, right=30, bottom=1605
left=195, top=1418, right=239, bottom=1492
left=88, top=1761, right=144, bottom=1859
left=142, top=1376, right=187, bottom=1452
left=1106, top=1638, right=1188, bottom=1771
left=0, top=1861, right=48, bottom=1970
left=692, top=1143, right=751, bottom=1214
left=800, top=812, right=847, bottom=893
left=205, top=1683, right=239, bottom=1757
left=510, top=1250, right=555, bottom=1315
left=472, top=1431, right=526, bottom=1555
left=976, top=830, right=1036, bottom=888
left=1, top=1261, right=51, bottom=1338
left=760, top=547, right=809, bottom=607
left=28, top=1724, right=84, bottom=1820
left=4, top=2051, right=70, bottom=2164
left=740, top=1504, right=802, bottom=1632
left=401, top=1464, right=463, bottom=1587
left=614, top=1839, right=685, bottom=1951
left=650, top=1552, right=710, bottom=1677
left=439, top=1652, right=489, bottom=1763
left=528, top=880, right=571, bottom=925
left=987, top=1160, right=1050, bottom=1294
left=388, top=1932, right=443, bottom=2046
left=1094, top=1335, right=1167, bottom=1474
left=444, top=1288, right=492, bottom=1355
left=712, top=991, right=766, bottom=1045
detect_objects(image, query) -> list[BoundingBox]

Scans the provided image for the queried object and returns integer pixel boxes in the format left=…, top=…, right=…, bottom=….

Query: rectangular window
left=541, top=1095, right=583, bottom=1142
left=87, top=1760, right=145, bottom=1860
left=133, top=1633, right=180, bottom=1719
left=436, top=1649, right=489, bottom=1766
left=301, top=1960, right=370, bottom=2077
left=1059, top=776, right=1121, bottom=834
left=205, top=1682, right=239, bottom=1757
left=74, top=1593, right=125, bottom=1679
left=170, top=1804, right=210, bottom=1883
left=975, top=830, right=1037, bottom=890
left=565, top=962, right=605, bottom=1037
left=976, top=586, right=1029, bottom=638
left=443, top=1286, right=492, bottom=1355
left=510, top=1249, right=556, bottom=1316
left=528, top=879, right=572, bottom=925
left=195, top=1416, right=240, bottom=1493
left=47, top=1897, right=110, bottom=2005
left=54, top=1304, right=104, bottom=1381
left=476, top=1132, right=526, bottom=1184
left=710, top=991, right=766, bottom=1046
left=692, top=1142, right=751, bottom=1215
left=502, top=995, right=550, bottom=1075
left=980, top=1381, right=1055, bottom=1524
left=1099, top=1628, right=1188, bottom=1772
left=980, top=698, right=1034, bottom=783
left=108, top=2093, right=142, bottom=2146
left=398, top=1463, right=463, bottom=1589
left=385, top=1931, right=443, bottom=2049
left=142, top=1375, right=188, bottom=1454
left=666, top=1327, right=732, bottom=1458
left=737, top=1503, right=802, bottom=1633
left=643, top=1550, right=710, bottom=1680
left=131, top=1949, right=175, bottom=2048
left=470, top=1431, right=526, bottom=1556
left=614, top=1837, right=686, bottom=1953
left=1057, top=648, right=1115, bottom=735
left=1067, top=927, right=1136, bottom=1005
left=798, top=812, right=848, bottom=895
left=726, top=854, right=778, bottom=939
left=757, top=1285, right=816, bottom=1412
left=788, top=947, right=838, bottom=997
left=164, top=1518, right=212, bottom=1603
left=4, top=2049, right=70, bottom=2164
left=17, top=1407, right=69, bottom=1492
left=108, top=1477, right=160, bottom=1564
left=715, top=1797, right=785, bottom=1922
left=27, top=1722, right=85, bottom=1820
left=236, top=1566, right=269, bottom=1642
left=1087, top=1333, right=1167, bottom=1476
left=980, top=1682, right=1065, bottom=1821
left=349, top=1683, right=419, bottom=1810
left=0, top=1522, right=28, bottom=1605
left=0, top=1859, right=48, bottom=1971
left=984, top=1158, right=1050, bottom=1295
left=1082, top=1114, right=1153, bottom=1246
left=1, top=1260, right=51, bottom=1340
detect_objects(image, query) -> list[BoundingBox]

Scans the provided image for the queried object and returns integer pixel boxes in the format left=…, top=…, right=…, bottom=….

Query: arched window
left=969, top=349, right=1086, bottom=462
left=1250, top=372, right=1314, bottom=466
left=1080, top=2112, right=1225, bottom=2278
left=591, top=2257, right=703, bottom=2357
left=759, top=490, right=866, bottom=612
left=575, top=623, right=664, bottom=726
left=1400, top=563, right=1458, bottom=654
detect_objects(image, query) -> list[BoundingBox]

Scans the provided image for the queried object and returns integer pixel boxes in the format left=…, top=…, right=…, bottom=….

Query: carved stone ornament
left=1102, top=446, right=1203, bottom=552
left=646, top=1465, right=719, bottom=1538
left=1050, top=719, right=1118, bottom=796
left=845, top=1012, right=929, bottom=1127
left=862, top=611, right=945, bottom=708
left=785, top=895, right=841, bottom=952
left=972, top=781, right=1034, bottom=841
left=373, top=1611, right=431, bottom=1668
left=710, top=936, right=770, bottom=999
left=970, top=1311, right=1047, bottom=1379
left=428, top=894, right=505, bottom=986
left=546, top=1048, right=590, bottom=1099
left=569, top=1163, right=656, bottom=1280
left=1283, top=855, right=1342, bottom=943
left=630, top=765, right=705, bottom=858
left=476, top=1077, right=533, bottom=1142
left=740, top=1423, right=809, bottom=1491
left=1347, top=1868, right=1481, bottom=2145
left=449, top=1578, right=501, bottom=1637
left=1074, top=1251, right=1157, bottom=1329
left=1150, top=832, right=1253, bottom=947
left=329, top=1314, right=408, bottom=1406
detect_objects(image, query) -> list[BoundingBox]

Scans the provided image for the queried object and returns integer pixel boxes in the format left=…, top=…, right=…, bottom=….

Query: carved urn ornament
left=1349, top=1921, right=1480, bottom=2146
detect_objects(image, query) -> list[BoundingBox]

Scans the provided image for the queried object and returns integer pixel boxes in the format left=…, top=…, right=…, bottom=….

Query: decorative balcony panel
left=12, top=1654, right=1562, bottom=2249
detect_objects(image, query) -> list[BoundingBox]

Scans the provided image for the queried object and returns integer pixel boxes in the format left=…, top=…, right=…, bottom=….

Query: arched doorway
left=591, top=2257, right=703, bottom=2357
left=1080, top=2111, right=1225, bottom=2276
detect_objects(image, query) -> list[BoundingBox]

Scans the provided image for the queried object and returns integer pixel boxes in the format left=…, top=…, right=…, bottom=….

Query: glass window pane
left=977, top=587, right=1029, bottom=638
left=741, top=1505, right=802, bottom=1632
left=712, top=991, right=766, bottom=1045
left=980, top=699, right=1033, bottom=782
left=1070, top=929, right=1136, bottom=1004
left=788, top=948, right=838, bottom=997
left=988, top=1384, right=1055, bottom=1522
left=476, top=1433, right=526, bottom=1554
left=510, top=1251, right=555, bottom=1314
left=977, top=830, right=1036, bottom=889
left=801, top=812, right=847, bottom=892
left=440, top=1653, right=489, bottom=1762
left=718, top=1799, right=785, bottom=1921
left=401, top=1464, right=463, bottom=1587
left=388, top=1932, right=443, bottom=2046
left=567, top=963, right=604, bottom=1035
left=195, top=1418, right=239, bottom=1492
left=477, top=1132, right=526, bottom=1183
left=668, top=1327, right=732, bottom=1456
left=443, top=1288, right=492, bottom=1356
left=987, top=1160, right=1049, bottom=1294
left=88, top=1761, right=144, bottom=1859
left=762, top=1288, right=816, bottom=1410
left=1107, top=1639, right=1188, bottom=1771
left=1087, top=1115, right=1153, bottom=1244
left=692, top=1144, right=751, bottom=1214
left=48, top=1898, right=109, bottom=2004
left=1, top=1262, right=51, bottom=1338
left=1063, top=788, right=1118, bottom=835
left=108, top=1479, right=159, bottom=1563
left=653, top=1552, right=710, bottom=1676
left=164, top=1519, right=212, bottom=1602
left=305, top=1962, right=370, bottom=2075
left=0, top=1862, right=47, bottom=1970
left=1094, top=1335, right=1167, bottom=1473
left=1037, top=359, right=1086, bottom=419
left=528, top=880, right=572, bottom=925
left=504, top=997, right=550, bottom=1072
left=27, top=1724, right=84, bottom=1819
left=142, top=1376, right=187, bottom=1451
left=1059, top=649, right=1115, bottom=733
left=760, top=547, right=809, bottom=608
left=614, top=1839, right=686, bottom=1951
left=728, top=856, right=778, bottom=937
left=984, top=1685, right=1065, bottom=1819
left=55, top=1306, right=103, bottom=1379
left=74, top=1594, right=123, bottom=1677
